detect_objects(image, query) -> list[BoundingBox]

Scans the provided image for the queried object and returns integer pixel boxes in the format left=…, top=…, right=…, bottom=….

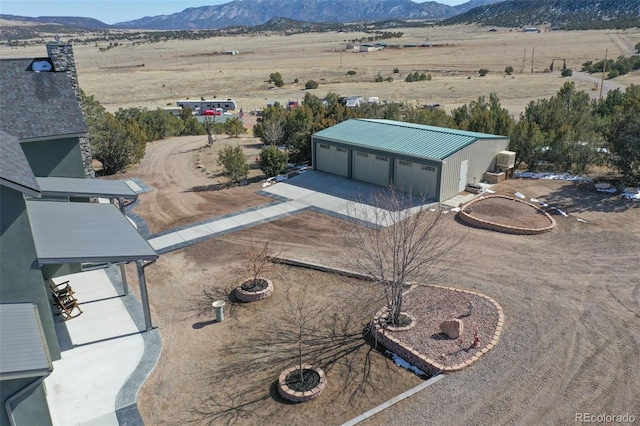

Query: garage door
left=315, top=143, right=348, bottom=177
left=352, top=151, right=389, bottom=187
left=394, top=160, right=438, bottom=198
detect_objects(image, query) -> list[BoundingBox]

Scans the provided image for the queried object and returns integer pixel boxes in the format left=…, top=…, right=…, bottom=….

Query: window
left=376, top=156, right=388, bottom=162
left=421, top=165, right=436, bottom=171
left=399, top=160, right=412, bottom=166
left=336, top=147, right=348, bottom=153
left=356, top=151, right=369, bottom=157
left=319, top=144, right=330, bottom=149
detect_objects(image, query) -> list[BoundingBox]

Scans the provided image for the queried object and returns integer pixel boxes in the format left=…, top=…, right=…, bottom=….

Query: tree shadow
left=184, top=183, right=228, bottom=193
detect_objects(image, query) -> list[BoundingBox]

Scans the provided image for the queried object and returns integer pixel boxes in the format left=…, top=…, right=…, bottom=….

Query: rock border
left=278, top=364, right=326, bottom=402
left=375, top=312, right=416, bottom=332
left=371, top=284, right=504, bottom=375
left=235, top=277, right=274, bottom=302
left=458, top=195, right=556, bottom=235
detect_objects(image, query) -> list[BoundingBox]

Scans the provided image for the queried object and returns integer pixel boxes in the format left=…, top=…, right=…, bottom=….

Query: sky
left=0, top=0, right=468, bottom=25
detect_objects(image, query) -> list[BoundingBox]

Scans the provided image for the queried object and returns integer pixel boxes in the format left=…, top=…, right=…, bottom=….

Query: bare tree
left=204, top=115, right=217, bottom=147
left=282, top=281, right=324, bottom=384
left=341, top=185, right=462, bottom=326
left=242, top=239, right=275, bottom=283
left=260, top=119, right=285, bottom=146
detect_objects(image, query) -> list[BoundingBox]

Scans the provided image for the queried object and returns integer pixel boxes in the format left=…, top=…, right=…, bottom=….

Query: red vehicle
left=204, top=108, right=223, bottom=116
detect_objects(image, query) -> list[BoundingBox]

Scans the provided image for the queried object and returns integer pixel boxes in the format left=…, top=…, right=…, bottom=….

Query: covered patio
left=26, top=200, right=158, bottom=331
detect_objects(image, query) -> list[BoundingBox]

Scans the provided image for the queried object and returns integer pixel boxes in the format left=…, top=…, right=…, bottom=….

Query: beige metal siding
left=440, top=138, right=509, bottom=200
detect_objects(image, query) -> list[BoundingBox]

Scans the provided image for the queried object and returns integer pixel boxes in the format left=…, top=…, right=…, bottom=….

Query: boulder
left=440, top=319, right=464, bottom=339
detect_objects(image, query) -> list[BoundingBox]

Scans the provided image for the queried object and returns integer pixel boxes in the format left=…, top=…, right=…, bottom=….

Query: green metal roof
left=313, top=119, right=508, bottom=161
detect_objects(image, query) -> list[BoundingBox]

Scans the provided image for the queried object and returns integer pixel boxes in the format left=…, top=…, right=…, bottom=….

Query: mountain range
left=1, top=0, right=637, bottom=31
left=2, top=0, right=503, bottom=30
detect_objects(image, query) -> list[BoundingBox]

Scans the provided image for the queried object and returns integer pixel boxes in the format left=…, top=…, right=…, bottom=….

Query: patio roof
left=0, top=303, right=52, bottom=380
left=35, top=177, right=138, bottom=200
left=26, top=200, right=157, bottom=264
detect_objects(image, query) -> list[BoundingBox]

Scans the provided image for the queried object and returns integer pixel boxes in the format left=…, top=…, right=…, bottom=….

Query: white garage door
left=315, top=143, right=348, bottom=177
left=394, top=160, right=438, bottom=198
left=352, top=151, right=389, bottom=187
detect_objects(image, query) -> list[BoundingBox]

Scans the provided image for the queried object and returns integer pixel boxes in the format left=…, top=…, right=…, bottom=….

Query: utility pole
left=531, top=47, right=535, bottom=73
left=522, top=47, right=526, bottom=72
left=599, top=49, right=607, bottom=100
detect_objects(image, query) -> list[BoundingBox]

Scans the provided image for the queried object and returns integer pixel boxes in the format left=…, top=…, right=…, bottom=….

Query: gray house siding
left=440, top=138, right=509, bottom=201
left=0, top=186, right=61, bottom=360
left=0, top=378, right=52, bottom=426
left=20, top=138, right=85, bottom=178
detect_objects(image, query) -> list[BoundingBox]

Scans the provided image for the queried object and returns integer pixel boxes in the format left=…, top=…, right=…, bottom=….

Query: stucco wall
left=0, top=378, right=52, bottom=426
left=0, top=186, right=61, bottom=360
left=20, top=138, right=86, bottom=178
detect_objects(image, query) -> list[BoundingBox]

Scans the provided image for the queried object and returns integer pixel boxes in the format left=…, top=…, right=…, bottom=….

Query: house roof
left=0, top=58, right=87, bottom=141
left=35, top=177, right=138, bottom=200
left=26, top=200, right=157, bottom=264
left=0, top=303, right=52, bottom=380
left=0, top=129, right=40, bottom=196
left=313, top=119, right=509, bottom=161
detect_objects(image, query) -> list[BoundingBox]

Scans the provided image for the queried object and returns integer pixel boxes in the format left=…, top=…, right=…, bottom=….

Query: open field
left=112, top=134, right=640, bottom=425
left=2, top=25, right=639, bottom=115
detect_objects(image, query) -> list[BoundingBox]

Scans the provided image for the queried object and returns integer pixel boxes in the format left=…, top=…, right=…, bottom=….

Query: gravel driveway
left=362, top=217, right=640, bottom=425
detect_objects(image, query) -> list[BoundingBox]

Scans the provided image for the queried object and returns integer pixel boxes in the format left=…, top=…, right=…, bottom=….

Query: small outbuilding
left=311, top=119, right=510, bottom=201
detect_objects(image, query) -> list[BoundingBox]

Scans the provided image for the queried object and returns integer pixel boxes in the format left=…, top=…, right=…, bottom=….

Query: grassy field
left=2, top=25, right=638, bottom=116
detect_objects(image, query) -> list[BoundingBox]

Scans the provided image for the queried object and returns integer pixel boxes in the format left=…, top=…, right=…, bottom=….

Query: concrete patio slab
left=45, top=270, right=145, bottom=426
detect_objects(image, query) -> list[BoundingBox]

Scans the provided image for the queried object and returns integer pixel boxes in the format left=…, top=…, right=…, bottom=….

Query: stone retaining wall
left=371, top=284, right=504, bottom=375
left=457, top=195, right=555, bottom=235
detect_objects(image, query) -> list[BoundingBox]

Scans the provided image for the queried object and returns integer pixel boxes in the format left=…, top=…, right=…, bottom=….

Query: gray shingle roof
left=0, top=129, right=40, bottom=195
left=313, top=119, right=509, bottom=161
left=0, top=58, right=87, bottom=140
left=0, top=303, right=52, bottom=380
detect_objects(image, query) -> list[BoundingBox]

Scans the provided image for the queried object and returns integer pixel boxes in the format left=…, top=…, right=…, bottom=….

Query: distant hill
left=0, top=14, right=110, bottom=29
left=443, top=0, right=640, bottom=29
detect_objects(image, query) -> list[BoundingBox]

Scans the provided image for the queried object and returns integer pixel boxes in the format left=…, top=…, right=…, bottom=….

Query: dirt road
left=114, top=133, right=270, bottom=234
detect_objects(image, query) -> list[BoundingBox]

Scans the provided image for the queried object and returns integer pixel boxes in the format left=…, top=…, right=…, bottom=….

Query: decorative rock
left=440, top=319, right=464, bottom=339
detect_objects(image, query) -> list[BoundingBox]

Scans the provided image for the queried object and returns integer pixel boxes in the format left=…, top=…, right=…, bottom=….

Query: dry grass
left=2, top=25, right=638, bottom=116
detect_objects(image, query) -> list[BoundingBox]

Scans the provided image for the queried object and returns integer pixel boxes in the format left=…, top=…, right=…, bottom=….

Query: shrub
left=405, top=73, right=414, bottom=82
left=393, top=67, right=400, bottom=73
left=385, top=76, right=393, bottom=82
left=561, top=68, right=573, bottom=77
left=305, top=80, right=319, bottom=89
left=217, top=144, right=249, bottom=184
left=269, top=72, right=284, bottom=87
left=505, top=65, right=514, bottom=75
left=607, top=69, right=620, bottom=79
left=426, top=73, right=432, bottom=81
left=294, top=78, right=299, bottom=83
left=347, top=70, right=356, bottom=75
left=375, top=74, right=384, bottom=82
left=259, top=145, right=289, bottom=177
left=478, top=68, right=489, bottom=77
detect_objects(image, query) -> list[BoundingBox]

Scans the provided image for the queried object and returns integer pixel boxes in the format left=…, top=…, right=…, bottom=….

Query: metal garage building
left=311, top=119, right=510, bottom=202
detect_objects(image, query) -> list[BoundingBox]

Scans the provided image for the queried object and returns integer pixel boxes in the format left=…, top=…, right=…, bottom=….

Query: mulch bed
left=464, top=196, right=552, bottom=229
left=391, top=285, right=500, bottom=368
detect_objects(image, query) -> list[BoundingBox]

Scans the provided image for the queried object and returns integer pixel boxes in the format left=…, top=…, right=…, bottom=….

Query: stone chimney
left=46, top=37, right=95, bottom=178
